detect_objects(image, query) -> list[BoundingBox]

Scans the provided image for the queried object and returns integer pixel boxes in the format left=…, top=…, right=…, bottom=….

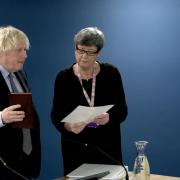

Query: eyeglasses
left=76, top=47, right=98, bottom=56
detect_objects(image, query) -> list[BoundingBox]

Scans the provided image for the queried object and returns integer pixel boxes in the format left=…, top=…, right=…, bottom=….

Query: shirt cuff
left=0, top=112, right=5, bottom=127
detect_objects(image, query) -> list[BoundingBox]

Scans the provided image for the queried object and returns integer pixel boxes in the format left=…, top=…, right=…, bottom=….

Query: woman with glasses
left=51, top=27, right=128, bottom=175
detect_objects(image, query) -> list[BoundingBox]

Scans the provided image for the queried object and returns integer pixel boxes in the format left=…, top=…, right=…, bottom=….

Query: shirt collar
left=0, top=65, right=10, bottom=79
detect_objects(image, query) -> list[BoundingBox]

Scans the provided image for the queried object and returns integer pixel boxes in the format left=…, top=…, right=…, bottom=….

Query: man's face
left=0, top=42, right=27, bottom=72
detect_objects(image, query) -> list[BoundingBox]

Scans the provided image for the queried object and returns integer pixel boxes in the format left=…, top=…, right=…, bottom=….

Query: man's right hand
left=1, top=105, right=25, bottom=124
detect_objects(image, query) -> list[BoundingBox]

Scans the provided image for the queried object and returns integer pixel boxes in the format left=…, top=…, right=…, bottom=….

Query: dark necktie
left=8, top=73, right=32, bottom=155
left=8, top=73, right=18, bottom=92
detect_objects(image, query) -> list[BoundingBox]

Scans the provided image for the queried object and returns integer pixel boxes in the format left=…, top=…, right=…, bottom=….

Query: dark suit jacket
left=0, top=70, right=41, bottom=178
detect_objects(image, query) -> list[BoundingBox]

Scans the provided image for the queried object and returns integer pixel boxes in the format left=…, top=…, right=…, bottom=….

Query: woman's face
left=75, top=45, right=99, bottom=70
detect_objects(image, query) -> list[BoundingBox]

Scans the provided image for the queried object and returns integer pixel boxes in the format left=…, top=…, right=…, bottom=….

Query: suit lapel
left=0, top=72, right=10, bottom=93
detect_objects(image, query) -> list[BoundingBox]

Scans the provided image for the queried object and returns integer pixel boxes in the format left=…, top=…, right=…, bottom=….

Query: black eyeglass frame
left=75, top=45, right=99, bottom=56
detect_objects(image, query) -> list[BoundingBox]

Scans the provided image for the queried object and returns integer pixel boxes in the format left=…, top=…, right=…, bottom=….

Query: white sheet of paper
left=67, top=163, right=126, bottom=179
left=61, top=104, right=114, bottom=123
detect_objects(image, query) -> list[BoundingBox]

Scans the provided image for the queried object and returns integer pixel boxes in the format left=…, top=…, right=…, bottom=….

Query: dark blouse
left=51, top=62, right=128, bottom=174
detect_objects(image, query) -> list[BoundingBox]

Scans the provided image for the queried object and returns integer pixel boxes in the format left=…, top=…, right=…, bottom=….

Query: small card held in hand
left=9, top=93, right=34, bottom=128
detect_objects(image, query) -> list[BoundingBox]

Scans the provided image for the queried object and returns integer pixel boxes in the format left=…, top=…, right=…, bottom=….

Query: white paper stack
left=61, top=105, right=114, bottom=123
left=66, top=163, right=126, bottom=180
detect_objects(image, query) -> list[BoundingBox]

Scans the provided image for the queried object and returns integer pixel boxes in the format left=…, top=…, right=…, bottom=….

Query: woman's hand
left=93, top=113, right=109, bottom=125
left=64, top=121, right=87, bottom=134
left=1, top=105, right=25, bottom=124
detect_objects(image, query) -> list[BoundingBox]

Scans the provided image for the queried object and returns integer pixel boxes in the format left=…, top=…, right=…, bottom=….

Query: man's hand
left=1, top=105, right=25, bottom=124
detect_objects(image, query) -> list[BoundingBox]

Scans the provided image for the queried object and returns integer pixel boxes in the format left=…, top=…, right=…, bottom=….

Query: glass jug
left=133, top=141, right=150, bottom=180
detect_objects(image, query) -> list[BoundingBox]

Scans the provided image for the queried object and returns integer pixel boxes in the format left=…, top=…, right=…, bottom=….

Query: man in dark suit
left=0, top=26, right=41, bottom=180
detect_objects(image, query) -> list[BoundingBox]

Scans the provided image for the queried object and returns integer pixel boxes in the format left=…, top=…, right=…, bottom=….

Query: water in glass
left=133, top=141, right=150, bottom=180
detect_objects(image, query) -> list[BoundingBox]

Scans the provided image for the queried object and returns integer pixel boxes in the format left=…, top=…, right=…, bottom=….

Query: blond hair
left=0, top=26, right=30, bottom=53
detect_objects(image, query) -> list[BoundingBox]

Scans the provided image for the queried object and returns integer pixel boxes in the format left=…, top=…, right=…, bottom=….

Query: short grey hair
left=74, top=27, right=105, bottom=52
left=0, top=25, right=30, bottom=53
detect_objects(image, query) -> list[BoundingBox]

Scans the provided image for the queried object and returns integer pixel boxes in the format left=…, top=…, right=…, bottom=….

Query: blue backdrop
left=1, top=0, right=180, bottom=179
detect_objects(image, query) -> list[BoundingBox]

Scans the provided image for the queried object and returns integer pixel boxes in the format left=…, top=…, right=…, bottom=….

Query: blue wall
left=1, top=0, right=180, bottom=179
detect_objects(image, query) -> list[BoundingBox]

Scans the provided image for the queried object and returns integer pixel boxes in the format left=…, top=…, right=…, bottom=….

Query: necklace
left=79, top=69, right=94, bottom=80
